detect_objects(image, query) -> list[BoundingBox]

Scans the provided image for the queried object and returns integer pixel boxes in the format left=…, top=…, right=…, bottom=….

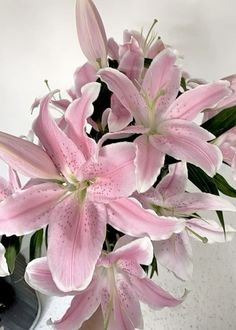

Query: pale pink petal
left=118, top=37, right=143, bottom=84
left=153, top=231, right=193, bottom=281
left=142, top=49, right=181, bottom=114
left=123, top=29, right=144, bottom=47
left=109, top=236, right=153, bottom=266
left=116, top=259, right=146, bottom=279
left=147, top=39, right=165, bottom=59
left=132, top=187, right=163, bottom=213
left=101, top=108, right=110, bottom=130
left=215, top=127, right=236, bottom=166
left=157, top=162, right=187, bottom=199
left=151, top=121, right=223, bottom=176
left=0, top=131, right=60, bottom=180
left=107, top=197, right=185, bottom=240
left=52, top=277, right=101, bottom=330
left=213, top=74, right=236, bottom=110
left=47, top=196, right=107, bottom=291
left=135, top=135, right=165, bottom=193
left=98, top=68, right=148, bottom=125
left=25, top=257, right=68, bottom=296
left=164, top=81, right=231, bottom=120
left=0, top=243, right=9, bottom=276
left=107, top=274, right=143, bottom=330
left=67, top=87, right=77, bottom=101
left=87, top=142, right=136, bottom=202
left=76, top=0, right=107, bottom=67
left=73, top=63, right=97, bottom=97
left=108, top=95, right=132, bottom=132
left=0, top=176, right=12, bottom=200
left=131, top=276, right=183, bottom=309
left=107, top=37, right=119, bottom=61
left=8, top=167, right=21, bottom=191
left=51, top=99, right=71, bottom=112
left=109, top=237, right=152, bottom=279
left=34, top=91, right=86, bottom=180
left=157, top=118, right=215, bottom=142
left=166, top=191, right=236, bottom=215
left=186, top=218, right=236, bottom=243
left=97, top=125, right=147, bottom=150
left=65, top=82, right=100, bottom=159
left=0, top=182, right=65, bottom=236
left=100, top=237, right=153, bottom=279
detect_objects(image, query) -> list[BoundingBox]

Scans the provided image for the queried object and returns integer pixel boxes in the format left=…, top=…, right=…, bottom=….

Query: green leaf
left=201, top=105, right=236, bottom=137
left=187, top=164, right=225, bottom=232
left=30, top=229, right=44, bottom=261
left=187, top=163, right=218, bottom=194
left=1, top=235, right=23, bottom=274
left=180, top=77, right=187, bottom=91
left=213, top=173, right=236, bottom=197
left=45, top=225, right=49, bottom=250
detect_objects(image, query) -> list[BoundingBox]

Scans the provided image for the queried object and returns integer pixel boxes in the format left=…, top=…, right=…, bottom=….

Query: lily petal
left=157, top=162, right=187, bottom=199
left=25, top=257, right=69, bottom=296
left=107, top=274, right=143, bottom=330
left=142, top=49, right=181, bottom=114
left=151, top=121, right=222, bottom=176
left=98, top=68, right=147, bottom=125
left=135, top=135, right=165, bottom=193
left=87, top=142, right=136, bottom=202
left=76, top=0, right=108, bottom=68
left=65, top=82, right=100, bottom=159
left=147, top=38, right=165, bottom=59
left=186, top=218, right=236, bottom=243
left=34, top=91, right=86, bottom=180
left=0, top=243, right=9, bottom=276
left=0, top=131, right=60, bottom=180
left=97, top=125, right=147, bottom=150
left=164, top=81, right=231, bottom=121
left=118, top=37, right=143, bottom=83
left=52, top=277, right=101, bottom=330
left=47, top=196, right=107, bottom=292
left=153, top=231, right=193, bottom=281
left=110, top=236, right=153, bottom=266
left=107, top=197, right=185, bottom=240
left=73, top=63, right=97, bottom=97
left=0, top=182, right=65, bottom=236
left=166, top=192, right=236, bottom=214
left=0, top=176, right=12, bottom=200
left=8, top=167, right=21, bottom=191
left=107, top=38, right=119, bottom=61
left=108, top=95, right=132, bottom=132
left=131, top=276, right=184, bottom=309
left=157, top=118, right=216, bottom=142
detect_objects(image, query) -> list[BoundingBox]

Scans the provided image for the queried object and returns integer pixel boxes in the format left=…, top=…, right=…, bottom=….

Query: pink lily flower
left=136, top=162, right=236, bottom=280
left=76, top=0, right=108, bottom=69
left=0, top=167, right=21, bottom=276
left=123, top=26, right=165, bottom=59
left=0, top=82, right=184, bottom=291
left=25, top=237, right=184, bottom=330
left=202, top=74, right=236, bottom=122
left=98, top=49, right=231, bottom=192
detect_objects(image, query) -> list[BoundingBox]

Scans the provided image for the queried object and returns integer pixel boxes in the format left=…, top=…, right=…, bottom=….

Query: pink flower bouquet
left=1, top=0, right=236, bottom=329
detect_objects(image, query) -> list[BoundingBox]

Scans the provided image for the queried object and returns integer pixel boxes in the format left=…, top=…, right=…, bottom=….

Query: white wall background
left=0, top=1, right=236, bottom=329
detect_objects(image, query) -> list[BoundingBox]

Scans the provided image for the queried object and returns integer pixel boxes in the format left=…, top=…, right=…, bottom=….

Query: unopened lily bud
left=76, top=0, right=108, bottom=69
